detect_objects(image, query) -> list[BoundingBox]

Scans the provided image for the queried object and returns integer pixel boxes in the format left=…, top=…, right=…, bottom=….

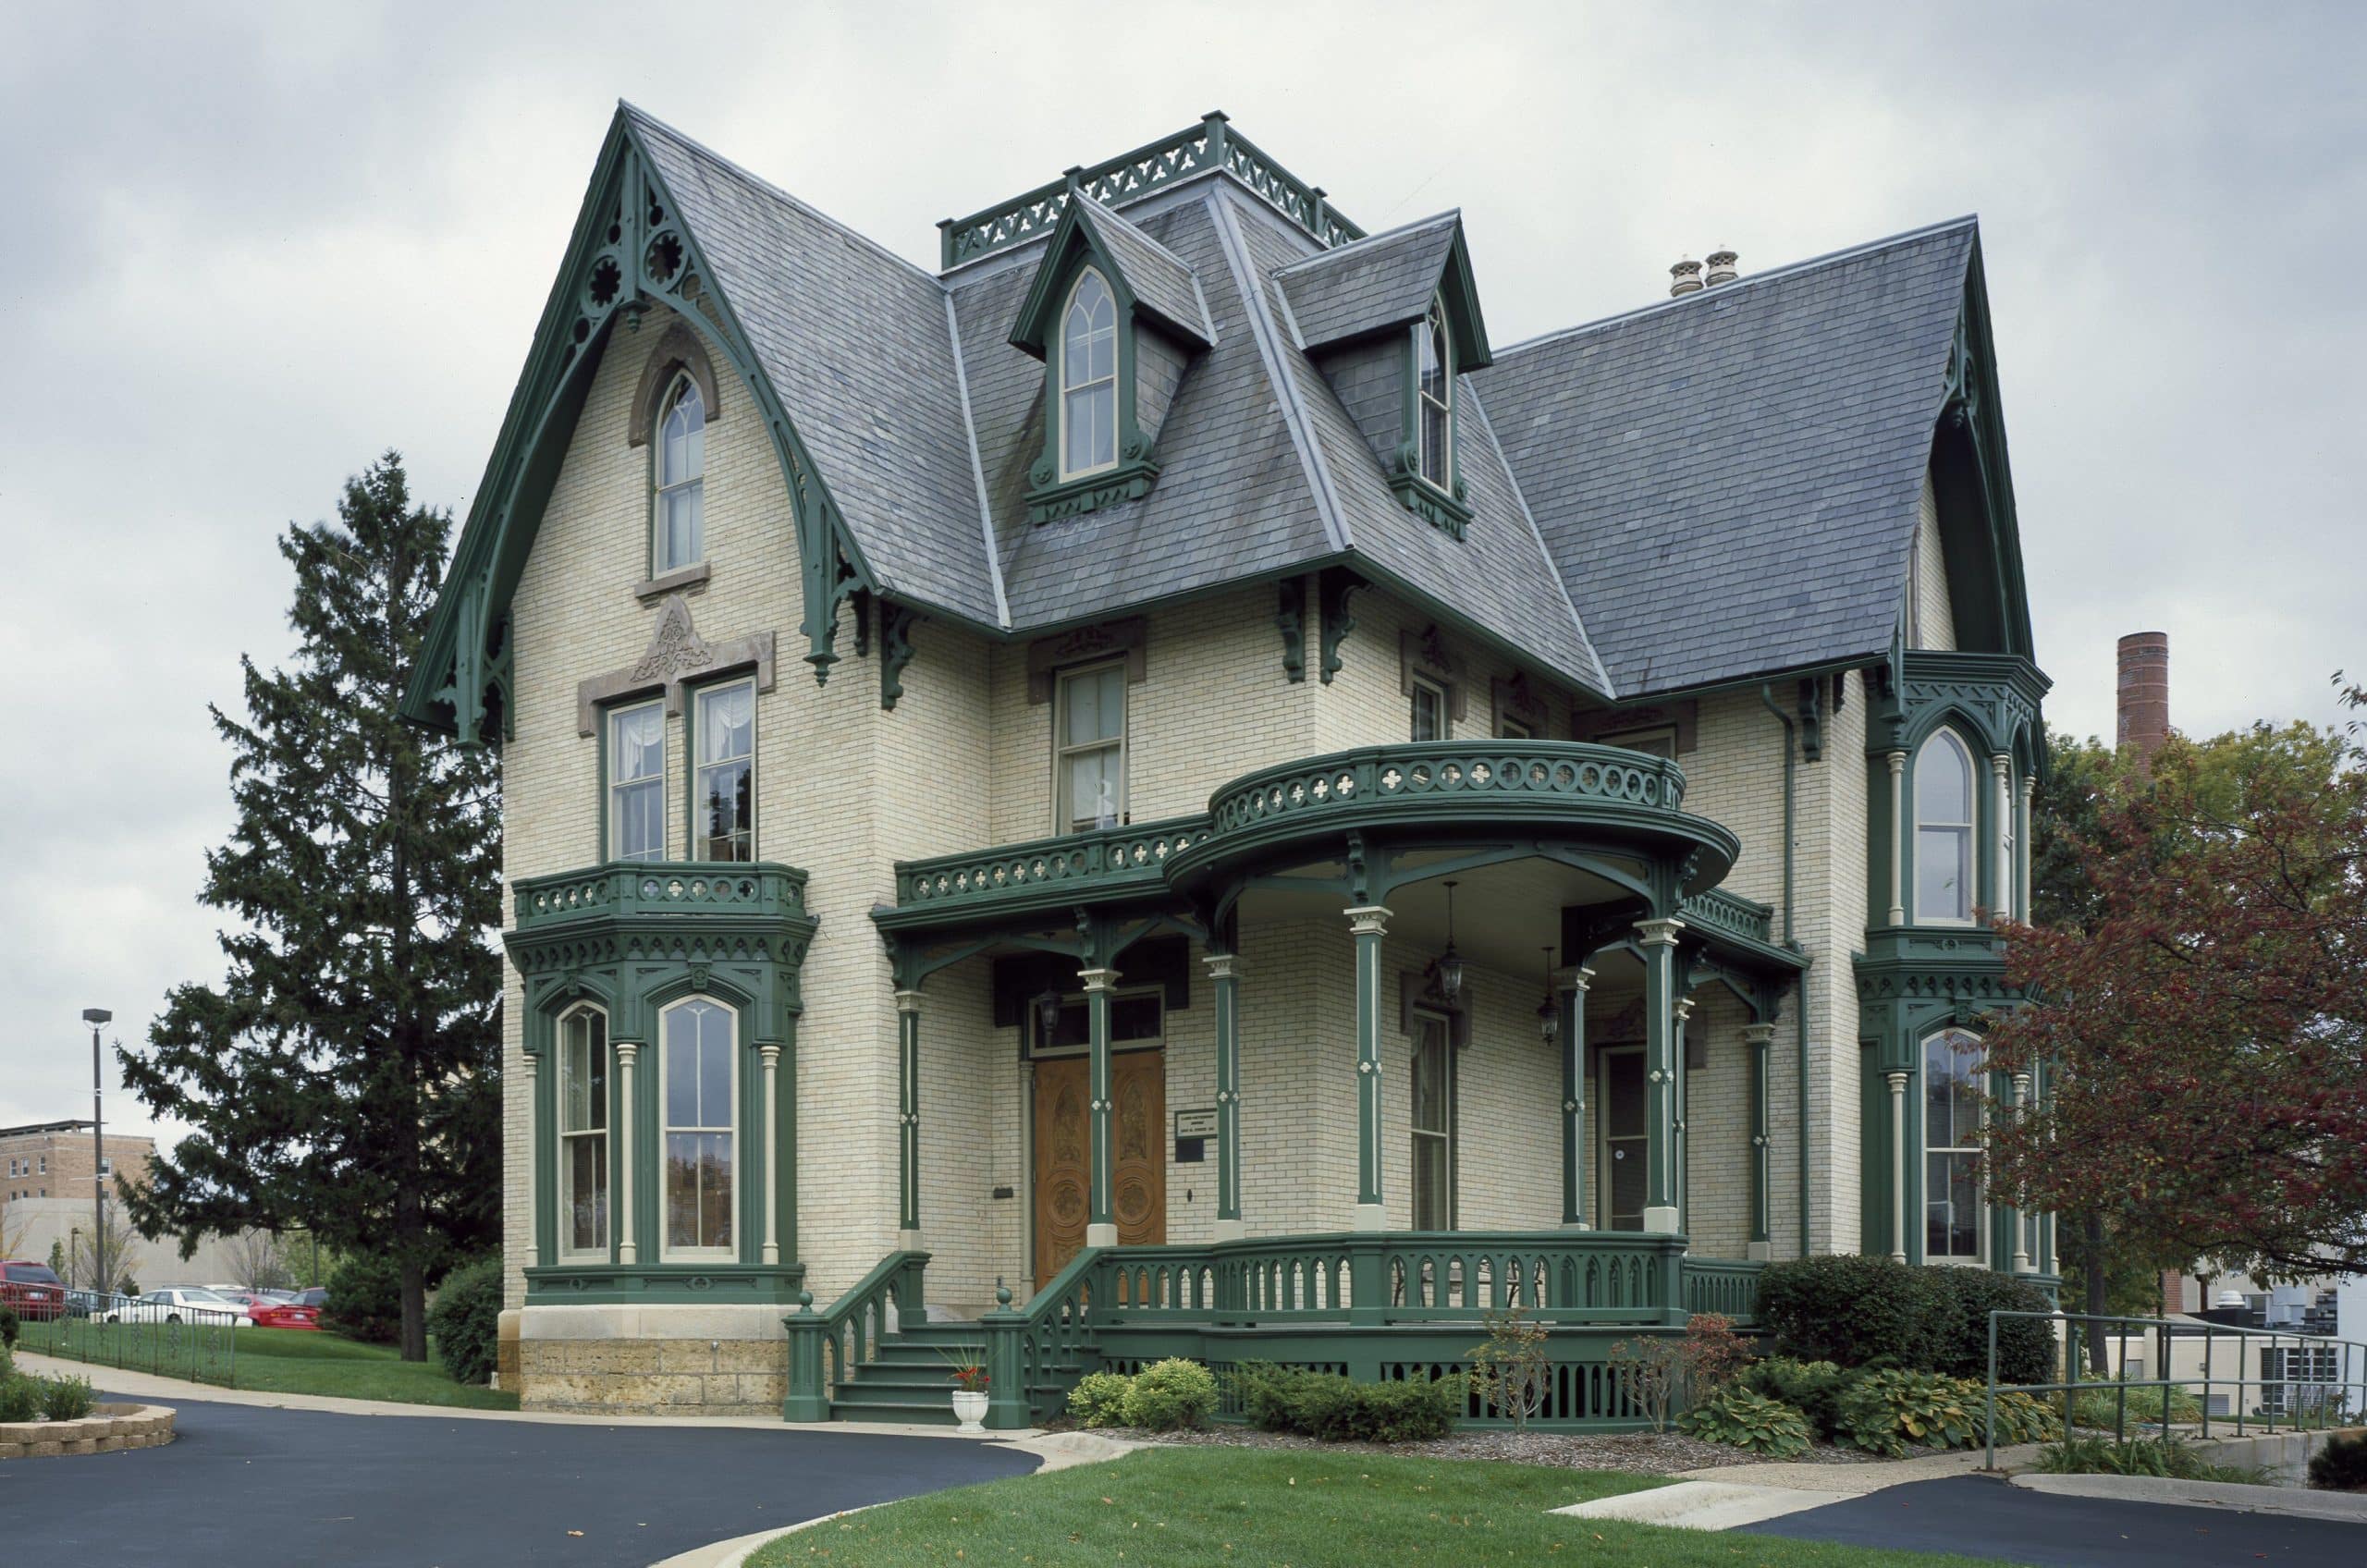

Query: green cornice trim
left=523, top=1262, right=806, bottom=1305
left=1870, top=648, right=2051, bottom=761
left=402, top=109, right=877, bottom=740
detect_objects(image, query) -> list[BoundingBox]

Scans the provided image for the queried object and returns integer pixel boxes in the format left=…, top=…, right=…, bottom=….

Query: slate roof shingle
left=1072, top=201, right=1213, bottom=347
left=1276, top=213, right=1462, bottom=352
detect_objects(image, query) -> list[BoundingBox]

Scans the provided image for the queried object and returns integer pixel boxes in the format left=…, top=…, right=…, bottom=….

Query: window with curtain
left=1410, top=677, right=1447, bottom=741
left=693, top=680, right=754, bottom=862
left=608, top=701, right=665, bottom=863
left=558, top=1008, right=609, bottom=1257
left=1061, top=270, right=1118, bottom=477
left=1417, top=298, right=1453, bottom=491
left=655, top=374, right=705, bottom=572
left=1915, top=729, right=1975, bottom=922
left=1923, top=1026, right=1984, bottom=1261
left=662, top=998, right=735, bottom=1256
left=1055, top=660, right=1125, bottom=831
left=1410, top=1012, right=1454, bottom=1230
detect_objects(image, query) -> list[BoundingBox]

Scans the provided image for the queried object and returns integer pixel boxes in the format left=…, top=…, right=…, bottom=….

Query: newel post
left=781, top=1292, right=828, bottom=1423
left=980, top=1281, right=1032, bottom=1430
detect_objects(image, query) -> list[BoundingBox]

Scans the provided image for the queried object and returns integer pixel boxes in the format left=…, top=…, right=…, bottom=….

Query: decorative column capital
left=1887, top=749, right=1907, bottom=774
left=1740, top=1022, right=1777, bottom=1047
left=1558, top=964, right=1596, bottom=993
left=1991, top=752, right=2012, bottom=778
left=1674, top=995, right=1696, bottom=1025
left=1885, top=1069, right=1908, bottom=1093
left=1344, top=904, right=1392, bottom=937
left=615, top=1040, right=643, bottom=1065
left=894, top=989, right=924, bottom=1015
left=1635, top=916, right=1686, bottom=947
left=1203, top=952, right=1243, bottom=982
left=759, top=1043, right=782, bottom=1067
left=2018, top=775, right=2037, bottom=803
left=1078, top=966, right=1121, bottom=995
left=523, top=1050, right=542, bottom=1077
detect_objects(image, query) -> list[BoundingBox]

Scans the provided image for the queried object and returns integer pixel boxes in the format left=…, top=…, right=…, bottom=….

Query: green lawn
left=745, top=1447, right=2021, bottom=1568
left=18, top=1320, right=517, bottom=1411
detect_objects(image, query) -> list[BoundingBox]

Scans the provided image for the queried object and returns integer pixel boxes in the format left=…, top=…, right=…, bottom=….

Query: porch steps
left=828, top=1320, right=1082, bottom=1426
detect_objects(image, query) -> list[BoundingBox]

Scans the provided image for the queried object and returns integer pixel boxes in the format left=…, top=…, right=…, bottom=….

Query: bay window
left=1914, top=729, right=1975, bottom=922
left=661, top=998, right=736, bottom=1257
left=1923, top=1026, right=1985, bottom=1261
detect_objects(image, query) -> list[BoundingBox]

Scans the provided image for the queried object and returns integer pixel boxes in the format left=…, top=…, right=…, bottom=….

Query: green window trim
left=605, top=697, right=668, bottom=864
left=685, top=673, right=757, bottom=864
left=650, top=371, right=707, bottom=577
left=1390, top=296, right=1473, bottom=538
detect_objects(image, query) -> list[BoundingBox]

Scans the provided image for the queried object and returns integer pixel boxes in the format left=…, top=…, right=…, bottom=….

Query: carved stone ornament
left=576, top=594, right=778, bottom=735
left=1025, top=617, right=1147, bottom=704
left=1399, top=625, right=1469, bottom=721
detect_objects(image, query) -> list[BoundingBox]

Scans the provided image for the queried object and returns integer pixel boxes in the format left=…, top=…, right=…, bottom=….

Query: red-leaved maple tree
left=1982, top=684, right=2367, bottom=1280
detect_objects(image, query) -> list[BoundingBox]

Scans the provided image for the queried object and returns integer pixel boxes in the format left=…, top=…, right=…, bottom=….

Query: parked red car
left=1, top=1260, right=68, bottom=1321
left=209, top=1287, right=322, bottom=1330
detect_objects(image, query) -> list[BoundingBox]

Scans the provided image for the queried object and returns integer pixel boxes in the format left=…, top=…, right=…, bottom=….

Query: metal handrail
left=1981, top=1309, right=2367, bottom=1468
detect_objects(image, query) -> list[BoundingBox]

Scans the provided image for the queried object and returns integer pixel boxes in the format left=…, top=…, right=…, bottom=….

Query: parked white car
left=107, top=1287, right=246, bottom=1326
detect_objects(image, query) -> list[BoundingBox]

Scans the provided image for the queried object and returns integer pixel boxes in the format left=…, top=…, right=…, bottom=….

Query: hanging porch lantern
left=1536, top=946, right=1561, bottom=1044
left=1436, top=880, right=1465, bottom=1001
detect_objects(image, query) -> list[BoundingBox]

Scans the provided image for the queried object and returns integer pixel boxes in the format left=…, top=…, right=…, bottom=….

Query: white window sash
left=659, top=998, right=739, bottom=1262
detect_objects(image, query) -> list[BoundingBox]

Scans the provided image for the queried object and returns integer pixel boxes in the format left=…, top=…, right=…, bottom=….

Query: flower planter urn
left=950, top=1389, right=988, bottom=1433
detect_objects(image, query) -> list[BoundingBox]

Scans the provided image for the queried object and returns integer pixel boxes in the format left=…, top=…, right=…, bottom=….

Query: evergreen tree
left=122, top=454, right=501, bottom=1361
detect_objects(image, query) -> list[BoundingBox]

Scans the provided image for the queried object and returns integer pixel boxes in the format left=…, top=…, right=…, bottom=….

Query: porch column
left=2017, top=777, right=2036, bottom=921
left=1636, top=916, right=1685, bottom=1234
left=1081, top=966, right=1121, bottom=1247
left=1743, top=1022, right=1776, bottom=1261
left=1207, top=952, right=1245, bottom=1243
left=1885, top=1069, right=1909, bottom=1263
left=895, top=990, right=922, bottom=1248
left=1673, top=994, right=1695, bottom=1235
left=1886, top=751, right=1908, bottom=925
left=760, top=1043, right=783, bottom=1264
left=1346, top=905, right=1392, bottom=1231
left=2008, top=1071, right=2033, bottom=1273
left=1560, top=965, right=1594, bottom=1230
left=615, top=1040, right=640, bottom=1265
left=1992, top=753, right=2013, bottom=918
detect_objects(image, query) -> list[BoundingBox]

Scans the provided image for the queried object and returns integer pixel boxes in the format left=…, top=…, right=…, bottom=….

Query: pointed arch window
left=1914, top=729, right=1975, bottom=923
left=1923, top=1026, right=1985, bottom=1262
left=660, top=997, right=736, bottom=1258
left=557, top=1007, right=610, bottom=1259
left=1061, top=270, right=1119, bottom=478
left=1417, top=296, right=1453, bottom=492
left=655, top=374, right=705, bottom=573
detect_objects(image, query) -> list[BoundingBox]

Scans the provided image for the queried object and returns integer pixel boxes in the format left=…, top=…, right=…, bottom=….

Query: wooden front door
left=1034, top=1049, right=1165, bottom=1288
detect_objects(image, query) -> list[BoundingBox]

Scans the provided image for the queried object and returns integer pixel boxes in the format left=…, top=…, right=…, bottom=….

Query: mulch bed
left=1120, top=1424, right=1874, bottom=1474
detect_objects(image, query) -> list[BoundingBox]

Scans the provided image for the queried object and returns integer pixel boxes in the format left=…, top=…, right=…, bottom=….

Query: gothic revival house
left=403, top=107, right=2051, bottom=1425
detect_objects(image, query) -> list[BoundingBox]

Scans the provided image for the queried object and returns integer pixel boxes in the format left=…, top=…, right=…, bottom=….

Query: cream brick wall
left=1914, top=469, right=1956, bottom=652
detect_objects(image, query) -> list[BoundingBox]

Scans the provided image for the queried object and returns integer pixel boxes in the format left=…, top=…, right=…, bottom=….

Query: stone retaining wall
left=0, top=1402, right=177, bottom=1459
left=2193, top=1425, right=2365, bottom=1486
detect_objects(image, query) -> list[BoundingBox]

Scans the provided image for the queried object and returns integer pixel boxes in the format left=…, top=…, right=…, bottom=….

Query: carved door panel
left=1110, top=1050, right=1167, bottom=1249
left=1033, top=1058, right=1091, bottom=1290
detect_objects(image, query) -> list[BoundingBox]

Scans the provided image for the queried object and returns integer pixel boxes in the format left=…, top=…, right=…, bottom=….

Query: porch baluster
left=1742, top=1022, right=1774, bottom=1259
left=1560, top=965, right=1593, bottom=1229
left=1635, top=918, right=1685, bottom=1234
left=1207, top=952, right=1245, bottom=1242
left=1081, top=966, right=1121, bottom=1246
left=895, top=990, right=922, bottom=1246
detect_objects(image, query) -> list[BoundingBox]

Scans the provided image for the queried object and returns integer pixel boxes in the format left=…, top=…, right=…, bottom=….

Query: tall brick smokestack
left=2116, top=631, right=2170, bottom=771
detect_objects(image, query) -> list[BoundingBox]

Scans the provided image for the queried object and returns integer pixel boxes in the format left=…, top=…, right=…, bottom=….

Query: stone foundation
left=517, top=1304, right=788, bottom=1415
left=0, top=1402, right=177, bottom=1459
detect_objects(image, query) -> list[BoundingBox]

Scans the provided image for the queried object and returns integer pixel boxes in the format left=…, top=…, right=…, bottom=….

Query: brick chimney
left=2116, top=631, right=2170, bottom=770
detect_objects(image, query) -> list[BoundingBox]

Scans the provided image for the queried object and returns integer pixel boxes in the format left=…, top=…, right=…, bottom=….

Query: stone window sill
left=634, top=561, right=711, bottom=603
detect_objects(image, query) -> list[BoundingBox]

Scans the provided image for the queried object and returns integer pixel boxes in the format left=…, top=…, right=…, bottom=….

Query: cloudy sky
left=2, top=1, right=2359, bottom=1143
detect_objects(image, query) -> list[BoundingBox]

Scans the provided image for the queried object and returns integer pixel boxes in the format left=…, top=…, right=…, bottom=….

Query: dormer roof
left=1277, top=212, right=1491, bottom=367
left=1010, top=198, right=1214, bottom=357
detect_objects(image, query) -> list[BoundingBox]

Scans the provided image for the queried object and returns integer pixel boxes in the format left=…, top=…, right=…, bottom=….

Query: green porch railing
left=1198, top=743, right=1690, bottom=839
left=513, top=859, right=813, bottom=932
left=889, top=815, right=1210, bottom=921
left=1680, top=1257, right=1764, bottom=1321
left=18, top=1309, right=239, bottom=1389
left=1678, top=888, right=1776, bottom=949
left=780, top=1249, right=927, bottom=1422
left=979, top=1249, right=1105, bottom=1429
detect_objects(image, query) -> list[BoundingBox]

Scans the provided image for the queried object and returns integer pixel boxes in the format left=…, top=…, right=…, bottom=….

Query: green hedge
left=1923, top=1268, right=2054, bottom=1386
left=1757, top=1256, right=1944, bottom=1371
left=427, top=1256, right=504, bottom=1387
left=1232, top=1364, right=1459, bottom=1443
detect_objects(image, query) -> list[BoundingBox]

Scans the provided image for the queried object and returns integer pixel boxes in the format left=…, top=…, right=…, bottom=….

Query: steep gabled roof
left=1277, top=212, right=1490, bottom=366
left=1472, top=219, right=1982, bottom=698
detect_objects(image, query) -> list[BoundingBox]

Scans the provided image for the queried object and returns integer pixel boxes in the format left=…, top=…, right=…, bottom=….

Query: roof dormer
left=1280, top=213, right=1491, bottom=538
left=1010, top=196, right=1214, bottom=523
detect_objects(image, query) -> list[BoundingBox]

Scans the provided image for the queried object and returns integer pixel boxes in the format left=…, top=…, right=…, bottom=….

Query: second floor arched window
left=1915, top=729, right=1975, bottom=922
left=1061, top=270, right=1118, bottom=477
left=655, top=374, right=705, bottom=572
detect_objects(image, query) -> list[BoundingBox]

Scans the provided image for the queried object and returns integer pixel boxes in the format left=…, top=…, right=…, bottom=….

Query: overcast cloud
left=2, top=1, right=2359, bottom=1143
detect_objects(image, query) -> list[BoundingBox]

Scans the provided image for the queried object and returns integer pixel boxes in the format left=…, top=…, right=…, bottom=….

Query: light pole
left=82, top=1008, right=112, bottom=1296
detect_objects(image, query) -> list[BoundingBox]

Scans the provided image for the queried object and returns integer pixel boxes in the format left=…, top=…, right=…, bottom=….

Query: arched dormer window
left=1417, top=296, right=1453, bottom=492
left=1061, top=270, right=1119, bottom=478
left=1914, top=729, right=1975, bottom=923
left=655, top=374, right=705, bottom=573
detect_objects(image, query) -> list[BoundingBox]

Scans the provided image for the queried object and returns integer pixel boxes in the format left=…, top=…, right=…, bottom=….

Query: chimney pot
left=1705, top=247, right=1739, bottom=286
left=2116, top=631, right=2170, bottom=770
left=1669, top=257, right=1704, bottom=297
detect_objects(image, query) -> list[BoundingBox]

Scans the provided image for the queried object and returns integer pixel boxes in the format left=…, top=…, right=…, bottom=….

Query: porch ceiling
left=1241, top=854, right=1632, bottom=982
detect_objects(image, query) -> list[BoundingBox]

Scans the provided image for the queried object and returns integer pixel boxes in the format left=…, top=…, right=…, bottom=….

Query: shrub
left=1923, top=1268, right=2054, bottom=1386
left=1229, top=1364, right=1458, bottom=1442
left=1610, top=1336, right=1682, bottom=1431
left=1121, top=1358, right=1217, bottom=1432
left=2308, top=1431, right=2367, bottom=1492
left=1741, top=1356, right=1848, bottom=1439
left=38, top=1372, right=94, bottom=1422
left=2067, top=1379, right=2201, bottom=1431
left=325, top=1253, right=403, bottom=1344
left=2038, top=1435, right=2266, bottom=1483
left=1755, top=1255, right=1944, bottom=1372
left=0, top=1377, right=37, bottom=1423
left=1466, top=1305, right=1551, bottom=1428
left=0, top=1305, right=18, bottom=1347
left=426, top=1256, right=502, bottom=1387
left=1066, top=1371, right=1134, bottom=1428
left=1833, top=1367, right=1980, bottom=1457
left=1679, top=1313, right=1754, bottom=1395
left=1677, top=1386, right=1813, bottom=1457
left=1984, top=1390, right=2064, bottom=1446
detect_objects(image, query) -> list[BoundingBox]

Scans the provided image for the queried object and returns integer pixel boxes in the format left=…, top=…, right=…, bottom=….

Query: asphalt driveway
left=0, top=1391, right=1037, bottom=1566
left=1744, top=1474, right=2361, bottom=1567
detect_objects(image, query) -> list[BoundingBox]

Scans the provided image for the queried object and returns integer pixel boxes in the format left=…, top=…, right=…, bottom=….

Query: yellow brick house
left=402, top=107, right=2052, bottom=1425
